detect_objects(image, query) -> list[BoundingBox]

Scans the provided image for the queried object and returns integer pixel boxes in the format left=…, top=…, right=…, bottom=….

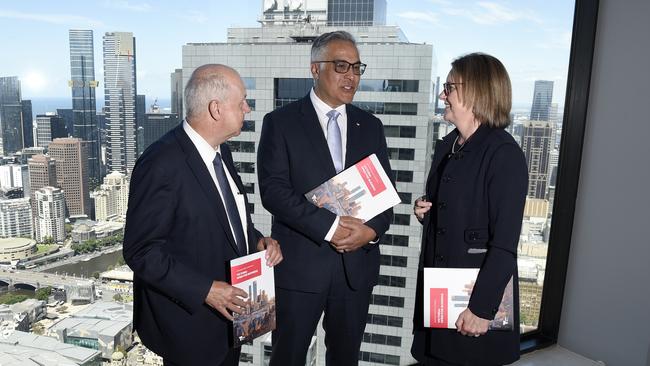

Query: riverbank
left=35, top=245, right=123, bottom=272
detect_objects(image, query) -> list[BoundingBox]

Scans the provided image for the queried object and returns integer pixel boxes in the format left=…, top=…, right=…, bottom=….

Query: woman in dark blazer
left=411, top=53, right=528, bottom=366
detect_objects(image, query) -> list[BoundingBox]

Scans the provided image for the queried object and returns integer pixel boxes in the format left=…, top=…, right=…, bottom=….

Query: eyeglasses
left=442, top=82, right=463, bottom=96
left=313, top=60, right=367, bottom=75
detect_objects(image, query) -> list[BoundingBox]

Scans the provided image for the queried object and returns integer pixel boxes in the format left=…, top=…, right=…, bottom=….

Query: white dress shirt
left=309, top=88, right=347, bottom=242
left=183, top=120, right=248, bottom=253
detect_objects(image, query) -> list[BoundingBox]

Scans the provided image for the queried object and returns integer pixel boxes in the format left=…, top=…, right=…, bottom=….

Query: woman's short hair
left=450, top=53, right=512, bottom=128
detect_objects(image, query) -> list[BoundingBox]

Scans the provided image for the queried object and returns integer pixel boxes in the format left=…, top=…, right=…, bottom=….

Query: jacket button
left=442, top=176, right=451, bottom=183
left=436, top=255, right=445, bottom=262
left=438, top=202, right=447, bottom=209
left=469, top=232, right=478, bottom=240
left=436, top=228, right=446, bottom=235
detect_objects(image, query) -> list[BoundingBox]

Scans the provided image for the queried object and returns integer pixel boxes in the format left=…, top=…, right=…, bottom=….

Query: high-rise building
left=103, top=32, right=137, bottom=174
left=170, top=69, right=183, bottom=119
left=328, top=0, right=387, bottom=26
left=34, top=186, right=66, bottom=242
left=521, top=120, right=553, bottom=199
left=21, top=100, right=33, bottom=148
left=530, top=80, right=554, bottom=121
left=183, top=3, right=433, bottom=363
left=27, top=154, right=58, bottom=217
left=0, top=164, right=28, bottom=190
left=90, top=171, right=129, bottom=221
left=35, top=114, right=67, bottom=150
left=56, top=108, right=74, bottom=135
left=0, top=76, right=25, bottom=156
left=48, top=138, right=91, bottom=217
left=69, top=29, right=101, bottom=186
left=141, top=113, right=179, bottom=151
left=0, top=197, right=33, bottom=238
left=136, top=94, right=146, bottom=156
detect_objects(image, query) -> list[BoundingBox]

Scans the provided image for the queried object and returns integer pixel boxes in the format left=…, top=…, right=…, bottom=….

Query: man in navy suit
left=258, top=31, right=393, bottom=366
left=124, top=64, right=282, bottom=366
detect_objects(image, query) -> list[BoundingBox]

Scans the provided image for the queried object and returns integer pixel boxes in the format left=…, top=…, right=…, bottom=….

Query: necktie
left=213, top=152, right=247, bottom=256
left=326, top=110, right=343, bottom=173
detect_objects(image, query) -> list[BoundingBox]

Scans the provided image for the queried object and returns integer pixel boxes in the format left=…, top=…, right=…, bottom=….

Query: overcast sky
left=0, top=0, right=574, bottom=109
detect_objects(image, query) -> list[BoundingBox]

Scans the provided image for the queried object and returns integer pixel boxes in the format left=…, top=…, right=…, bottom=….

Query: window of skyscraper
left=0, top=0, right=598, bottom=362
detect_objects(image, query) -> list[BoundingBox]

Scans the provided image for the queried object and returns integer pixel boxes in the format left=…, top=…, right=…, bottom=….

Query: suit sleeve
left=363, top=117, right=393, bottom=239
left=257, top=112, right=337, bottom=243
left=123, top=156, right=213, bottom=314
left=468, top=143, right=528, bottom=320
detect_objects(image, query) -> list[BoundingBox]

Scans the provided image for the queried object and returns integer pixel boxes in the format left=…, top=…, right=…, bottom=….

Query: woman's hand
left=414, top=195, right=432, bottom=222
left=455, top=308, right=490, bottom=338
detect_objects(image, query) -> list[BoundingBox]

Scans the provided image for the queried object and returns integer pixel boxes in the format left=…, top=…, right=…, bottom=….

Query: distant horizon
left=1, top=1, right=575, bottom=108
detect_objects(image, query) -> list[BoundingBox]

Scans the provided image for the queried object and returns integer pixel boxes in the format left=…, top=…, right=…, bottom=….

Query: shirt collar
left=182, top=120, right=221, bottom=165
left=310, top=88, right=347, bottom=118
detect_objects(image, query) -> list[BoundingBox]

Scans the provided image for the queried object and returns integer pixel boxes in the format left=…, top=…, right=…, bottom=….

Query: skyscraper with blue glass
left=69, top=29, right=100, bottom=186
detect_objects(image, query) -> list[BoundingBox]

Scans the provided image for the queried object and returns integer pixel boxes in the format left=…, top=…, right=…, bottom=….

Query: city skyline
left=0, top=0, right=574, bottom=109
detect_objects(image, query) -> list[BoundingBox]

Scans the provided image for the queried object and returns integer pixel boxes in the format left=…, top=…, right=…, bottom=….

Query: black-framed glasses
left=313, top=60, right=367, bottom=75
left=443, top=82, right=463, bottom=96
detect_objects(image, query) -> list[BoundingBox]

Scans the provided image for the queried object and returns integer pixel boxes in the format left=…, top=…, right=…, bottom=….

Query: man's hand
left=455, top=308, right=490, bottom=337
left=205, top=280, right=248, bottom=321
left=330, top=216, right=376, bottom=253
left=257, top=237, right=283, bottom=267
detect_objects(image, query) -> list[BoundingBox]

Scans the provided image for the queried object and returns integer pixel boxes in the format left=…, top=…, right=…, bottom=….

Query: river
left=42, top=249, right=124, bottom=278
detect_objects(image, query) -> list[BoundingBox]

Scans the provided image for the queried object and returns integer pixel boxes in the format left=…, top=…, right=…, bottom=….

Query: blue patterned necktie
left=213, top=152, right=247, bottom=256
left=326, top=110, right=343, bottom=173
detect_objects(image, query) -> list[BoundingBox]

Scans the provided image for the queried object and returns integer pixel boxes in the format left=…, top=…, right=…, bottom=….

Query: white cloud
left=0, top=9, right=104, bottom=27
left=103, top=0, right=152, bottom=12
left=397, top=11, right=440, bottom=25
left=179, top=10, right=208, bottom=24
left=441, top=1, right=542, bottom=26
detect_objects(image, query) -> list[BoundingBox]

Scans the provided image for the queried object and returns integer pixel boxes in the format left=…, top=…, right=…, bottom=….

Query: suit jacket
left=123, top=124, right=262, bottom=365
left=411, top=124, right=528, bottom=366
left=257, top=95, right=392, bottom=292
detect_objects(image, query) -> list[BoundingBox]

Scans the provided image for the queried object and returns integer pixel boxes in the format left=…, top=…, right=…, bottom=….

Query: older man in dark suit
left=258, top=31, right=393, bottom=366
left=124, top=64, right=282, bottom=366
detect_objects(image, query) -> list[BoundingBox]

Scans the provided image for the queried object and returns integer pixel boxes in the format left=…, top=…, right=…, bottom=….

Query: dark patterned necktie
left=213, top=152, right=247, bottom=255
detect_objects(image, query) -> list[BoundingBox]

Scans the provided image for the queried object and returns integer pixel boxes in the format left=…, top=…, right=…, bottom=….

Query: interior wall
left=558, top=0, right=650, bottom=365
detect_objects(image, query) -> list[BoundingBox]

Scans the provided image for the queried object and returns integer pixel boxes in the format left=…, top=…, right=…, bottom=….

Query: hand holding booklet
left=304, top=153, right=400, bottom=221
left=423, top=268, right=514, bottom=331
left=230, top=250, right=276, bottom=346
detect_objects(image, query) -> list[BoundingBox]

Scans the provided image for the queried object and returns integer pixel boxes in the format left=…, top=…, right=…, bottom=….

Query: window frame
left=520, top=0, right=599, bottom=353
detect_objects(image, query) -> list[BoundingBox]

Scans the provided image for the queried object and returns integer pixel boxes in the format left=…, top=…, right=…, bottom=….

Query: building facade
left=69, top=29, right=101, bottom=186
left=34, top=186, right=66, bottom=243
left=20, top=100, right=33, bottom=148
left=141, top=113, right=179, bottom=151
left=48, top=137, right=91, bottom=217
left=182, top=13, right=433, bottom=365
left=0, top=76, right=25, bottom=156
left=170, top=68, right=183, bottom=119
left=0, top=198, right=33, bottom=239
left=521, top=120, right=553, bottom=200
left=530, top=80, right=554, bottom=121
left=91, top=171, right=129, bottom=221
left=35, top=114, right=67, bottom=150
left=103, top=32, right=137, bottom=174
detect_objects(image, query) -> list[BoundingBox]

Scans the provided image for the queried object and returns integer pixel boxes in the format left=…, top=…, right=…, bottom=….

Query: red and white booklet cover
left=423, top=268, right=514, bottom=331
left=230, top=250, right=276, bottom=347
left=304, top=153, right=400, bottom=221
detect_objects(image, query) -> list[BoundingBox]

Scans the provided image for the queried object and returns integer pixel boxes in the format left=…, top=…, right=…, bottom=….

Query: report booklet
left=423, top=267, right=514, bottom=331
left=305, top=153, right=400, bottom=221
left=230, top=250, right=276, bottom=346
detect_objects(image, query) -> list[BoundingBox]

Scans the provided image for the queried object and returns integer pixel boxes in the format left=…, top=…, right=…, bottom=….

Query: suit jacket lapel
left=344, top=104, right=364, bottom=167
left=299, top=96, right=337, bottom=176
left=173, top=127, right=240, bottom=255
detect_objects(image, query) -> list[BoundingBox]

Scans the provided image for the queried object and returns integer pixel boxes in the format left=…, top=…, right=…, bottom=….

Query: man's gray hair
left=311, top=31, right=357, bottom=62
left=184, top=64, right=232, bottom=119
